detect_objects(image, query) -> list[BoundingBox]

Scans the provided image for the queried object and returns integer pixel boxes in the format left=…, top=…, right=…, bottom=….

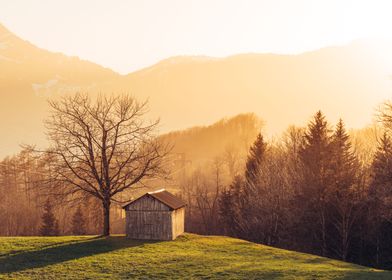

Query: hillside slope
left=2, top=21, right=392, bottom=157
left=0, top=234, right=389, bottom=279
left=123, top=43, right=392, bottom=136
left=160, top=113, right=262, bottom=164
left=0, top=23, right=121, bottom=157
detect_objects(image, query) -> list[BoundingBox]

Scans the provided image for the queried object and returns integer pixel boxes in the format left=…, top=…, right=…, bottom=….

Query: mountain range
left=1, top=22, right=392, bottom=158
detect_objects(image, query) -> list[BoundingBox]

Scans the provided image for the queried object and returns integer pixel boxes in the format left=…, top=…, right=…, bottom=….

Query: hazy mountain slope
left=0, top=23, right=121, bottom=156
left=1, top=22, right=392, bottom=157
left=123, top=43, right=392, bottom=136
left=0, top=24, right=118, bottom=89
left=160, top=113, right=262, bottom=164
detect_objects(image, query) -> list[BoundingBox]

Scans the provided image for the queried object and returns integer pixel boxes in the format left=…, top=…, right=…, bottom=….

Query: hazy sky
left=1, top=0, right=392, bottom=74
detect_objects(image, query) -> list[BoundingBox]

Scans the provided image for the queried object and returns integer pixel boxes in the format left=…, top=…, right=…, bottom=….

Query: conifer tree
left=72, top=206, right=87, bottom=235
left=368, top=132, right=392, bottom=266
left=244, top=133, right=267, bottom=191
left=329, top=119, right=359, bottom=261
left=300, top=111, right=332, bottom=189
left=371, top=132, right=392, bottom=192
left=298, top=111, right=332, bottom=256
left=219, top=134, right=267, bottom=242
left=40, top=199, right=59, bottom=236
left=242, top=133, right=268, bottom=241
left=219, top=175, right=246, bottom=237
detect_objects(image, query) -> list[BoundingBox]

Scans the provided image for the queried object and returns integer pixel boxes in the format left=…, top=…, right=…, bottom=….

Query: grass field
left=0, top=233, right=390, bottom=279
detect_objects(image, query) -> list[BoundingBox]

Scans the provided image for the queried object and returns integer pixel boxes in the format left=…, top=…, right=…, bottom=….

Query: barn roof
left=123, top=189, right=186, bottom=210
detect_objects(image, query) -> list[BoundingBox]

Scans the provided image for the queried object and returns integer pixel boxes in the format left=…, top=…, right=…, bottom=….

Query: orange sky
left=1, top=0, right=392, bottom=74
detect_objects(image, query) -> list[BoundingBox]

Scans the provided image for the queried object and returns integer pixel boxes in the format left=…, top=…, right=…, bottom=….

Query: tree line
left=0, top=93, right=169, bottom=236
left=216, top=110, right=392, bottom=269
left=168, top=108, right=392, bottom=269
left=2, top=93, right=392, bottom=269
left=0, top=150, right=107, bottom=236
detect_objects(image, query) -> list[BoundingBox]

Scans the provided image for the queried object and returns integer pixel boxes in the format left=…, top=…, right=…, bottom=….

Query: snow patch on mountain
left=0, top=54, right=20, bottom=63
left=32, top=79, right=59, bottom=96
left=0, top=32, right=14, bottom=47
left=32, top=76, right=98, bottom=96
left=0, top=42, right=7, bottom=50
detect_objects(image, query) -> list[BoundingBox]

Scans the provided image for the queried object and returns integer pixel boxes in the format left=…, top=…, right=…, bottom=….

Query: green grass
left=0, top=233, right=390, bottom=279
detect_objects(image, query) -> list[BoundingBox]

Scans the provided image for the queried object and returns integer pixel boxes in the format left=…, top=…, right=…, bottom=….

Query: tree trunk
left=321, top=209, right=327, bottom=257
left=102, top=199, right=111, bottom=236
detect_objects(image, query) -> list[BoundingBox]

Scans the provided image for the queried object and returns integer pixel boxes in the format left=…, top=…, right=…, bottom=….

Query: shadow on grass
left=0, top=236, right=155, bottom=275
left=0, top=237, right=99, bottom=258
left=338, top=270, right=392, bottom=280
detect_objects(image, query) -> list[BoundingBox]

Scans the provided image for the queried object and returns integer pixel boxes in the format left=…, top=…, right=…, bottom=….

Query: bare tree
left=195, top=157, right=224, bottom=234
left=42, top=93, right=169, bottom=236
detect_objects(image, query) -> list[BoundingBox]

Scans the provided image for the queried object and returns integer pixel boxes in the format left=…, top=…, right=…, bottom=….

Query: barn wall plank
left=126, top=210, right=173, bottom=240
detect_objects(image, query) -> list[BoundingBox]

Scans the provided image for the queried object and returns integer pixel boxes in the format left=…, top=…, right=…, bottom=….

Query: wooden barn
left=123, top=189, right=186, bottom=240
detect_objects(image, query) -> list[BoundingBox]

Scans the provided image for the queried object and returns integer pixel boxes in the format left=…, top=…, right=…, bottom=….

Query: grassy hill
left=0, top=234, right=390, bottom=279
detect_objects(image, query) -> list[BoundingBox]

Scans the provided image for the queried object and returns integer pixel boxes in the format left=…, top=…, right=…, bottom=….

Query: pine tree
left=72, top=206, right=87, bottom=235
left=40, top=199, right=60, bottom=236
left=368, top=132, right=392, bottom=266
left=242, top=133, right=268, bottom=242
left=244, top=133, right=267, bottom=190
left=219, top=175, right=246, bottom=237
left=300, top=111, right=332, bottom=190
left=329, top=119, right=359, bottom=261
left=371, top=132, right=392, bottom=192
left=219, top=134, right=268, bottom=242
left=298, top=111, right=332, bottom=256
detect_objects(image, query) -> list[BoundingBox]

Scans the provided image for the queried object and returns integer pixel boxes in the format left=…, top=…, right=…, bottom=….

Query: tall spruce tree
left=298, top=111, right=332, bottom=256
left=371, top=132, right=392, bottom=191
left=242, top=133, right=268, bottom=242
left=40, top=199, right=59, bottom=236
left=245, top=133, right=267, bottom=190
left=329, top=119, right=359, bottom=261
left=369, top=132, right=392, bottom=266
left=219, top=134, right=267, bottom=242
left=218, top=175, right=246, bottom=237
left=72, top=206, right=87, bottom=235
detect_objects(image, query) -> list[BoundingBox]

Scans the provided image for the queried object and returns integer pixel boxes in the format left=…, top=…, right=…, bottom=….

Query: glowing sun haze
left=1, top=0, right=392, bottom=74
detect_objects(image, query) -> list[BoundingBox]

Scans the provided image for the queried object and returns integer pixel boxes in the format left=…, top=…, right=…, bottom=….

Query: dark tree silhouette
left=72, top=206, right=87, bottom=235
left=368, top=132, right=392, bottom=266
left=298, top=111, right=332, bottom=256
left=219, top=175, right=246, bottom=237
left=244, top=133, right=266, bottom=189
left=328, top=119, right=360, bottom=261
left=40, top=199, right=59, bottom=236
left=219, top=134, right=270, bottom=242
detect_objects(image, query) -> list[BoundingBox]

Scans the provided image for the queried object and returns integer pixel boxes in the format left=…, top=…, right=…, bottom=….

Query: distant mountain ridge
left=1, top=22, right=392, bottom=158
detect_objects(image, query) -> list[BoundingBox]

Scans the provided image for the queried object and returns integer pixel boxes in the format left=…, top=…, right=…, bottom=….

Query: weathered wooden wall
left=172, top=207, right=185, bottom=239
left=125, top=195, right=185, bottom=240
left=126, top=210, right=173, bottom=240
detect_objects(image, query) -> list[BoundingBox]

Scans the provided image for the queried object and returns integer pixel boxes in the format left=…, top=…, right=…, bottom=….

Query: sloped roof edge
left=122, top=189, right=186, bottom=210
